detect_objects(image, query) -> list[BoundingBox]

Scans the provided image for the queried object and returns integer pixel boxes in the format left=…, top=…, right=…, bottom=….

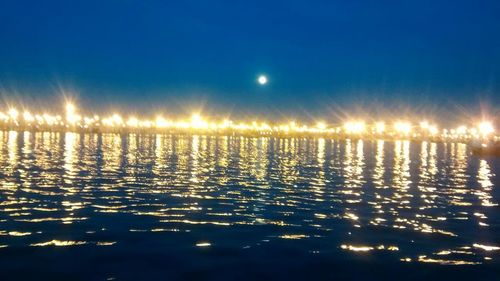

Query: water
left=0, top=131, right=498, bottom=280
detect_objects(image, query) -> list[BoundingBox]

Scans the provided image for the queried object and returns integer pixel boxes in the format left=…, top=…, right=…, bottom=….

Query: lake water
left=0, top=131, right=498, bottom=280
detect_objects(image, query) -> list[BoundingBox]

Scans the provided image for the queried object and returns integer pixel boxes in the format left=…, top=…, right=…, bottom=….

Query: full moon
left=258, top=75, right=268, bottom=85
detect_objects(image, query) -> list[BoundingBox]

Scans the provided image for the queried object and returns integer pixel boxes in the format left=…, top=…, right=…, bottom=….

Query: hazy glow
left=258, top=75, right=268, bottom=85
left=478, top=122, right=494, bottom=136
left=66, top=102, right=75, bottom=114
left=375, top=122, right=385, bottom=133
left=8, top=108, right=19, bottom=120
left=344, top=121, right=365, bottom=134
left=316, top=121, right=327, bottom=130
left=394, top=121, right=412, bottom=135
left=420, top=121, right=430, bottom=129
left=0, top=102, right=497, bottom=142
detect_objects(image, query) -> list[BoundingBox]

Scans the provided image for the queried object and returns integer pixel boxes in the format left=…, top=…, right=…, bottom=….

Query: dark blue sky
left=0, top=0, right=499, bottom=119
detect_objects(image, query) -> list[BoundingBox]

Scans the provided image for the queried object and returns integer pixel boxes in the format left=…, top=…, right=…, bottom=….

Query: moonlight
left=258, top=75, right=268, bottom=85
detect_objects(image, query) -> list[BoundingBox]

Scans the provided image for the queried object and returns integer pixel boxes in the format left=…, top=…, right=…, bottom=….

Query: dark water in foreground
left=0, top=131, right=499, bottom=280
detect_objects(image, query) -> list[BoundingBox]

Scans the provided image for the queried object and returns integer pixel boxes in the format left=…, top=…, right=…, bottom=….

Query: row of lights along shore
left=0, top=102, right=496, bottom=142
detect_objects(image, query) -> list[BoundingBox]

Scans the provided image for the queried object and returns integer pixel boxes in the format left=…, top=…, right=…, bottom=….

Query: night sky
left=0, top=0, right=499, bottom=120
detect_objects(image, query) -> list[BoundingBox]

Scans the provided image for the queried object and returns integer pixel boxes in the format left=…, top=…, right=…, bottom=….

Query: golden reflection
left=0, top=133, right=497, bottom=265
left=473, top=244, right=500, bottom=251
left=343, top=140, right=365, bottom=190
left=215, top=136, right=230, bottom=185
left=190, top=135, right=200, bottom=184
left=276, top=138, right=299, bottom=187
left=392, top=140, right=411, bottom=191
left=31, top=240, right=87, bottom=247
left=417, top=255, right=480, bottom=265
left=341, top=244, right=373, bottom=252
left=101, top=133, right=123, bottom=176
left=418, top=141, right=437, bottom=209
left=279, top=234, right=309, bottom=239
left=448, top=143, right=469, bottom=206
left=373, top=140, right=385, bottom=188
left=312, top=138, right=326, bottom=196
left=341, top=140, right=365, bottom=228
left=476, top=159, right=496, bottom=207
left=63, top=132, right=78, bottom=185
left=254, top=138, right=269, bottom=182
left=8, top=131, right=18, bottom=171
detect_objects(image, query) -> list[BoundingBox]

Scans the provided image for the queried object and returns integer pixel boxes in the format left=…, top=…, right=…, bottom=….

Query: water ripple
left=0, top=132, right=498, bottom=267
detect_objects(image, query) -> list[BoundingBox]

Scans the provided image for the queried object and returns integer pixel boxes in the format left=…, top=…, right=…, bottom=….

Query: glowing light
left=66, top=103, right=75, bottom=114
left=127, top=117, right=139, bottom=127
left=375, top=122, right=385, bottom=133
left=341, top=244, right=373, bottom=252
left=316, top=121, right=327, bottom=131
left=420, top=121, right=430, bottom=129
left=112, top=114, right=123, bottom=124
left=428, top=125, right=438, bottom=135
left=23, top=111, right=35, bottom=122
left=31, top=240, right=87, bottom=247
left=478, top=122, right=494, bottom=136
left=0, top=100, right=497, bottom=142
left=65, top=102, right=80, bottom=124
left=473, top=243, right=500, bottom=251
left=394, top=121, right=412, bottom=135
left=456, top=125, right=467, bottom=135
left=344, top=121, right=365, bottom=134
left=155, top=116, right=170, bottom=128
left=258, top=75, right=268, bottom=85
left=191, top=113, right=208, bottom=129
left=8, top=108, right=19, bottom=120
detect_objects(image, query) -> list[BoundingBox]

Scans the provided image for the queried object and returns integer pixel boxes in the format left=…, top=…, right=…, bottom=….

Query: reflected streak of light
left=31, top=240, right=87, bottom=247
left=473, top=244, right=500, bottom=251
left=477, top=159, right=496, bottom=207
left=341, top=244, right=373, bottom=252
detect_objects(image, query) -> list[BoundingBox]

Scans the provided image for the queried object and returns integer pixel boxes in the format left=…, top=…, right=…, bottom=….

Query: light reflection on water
left=0, top=131, right=499, bottom=272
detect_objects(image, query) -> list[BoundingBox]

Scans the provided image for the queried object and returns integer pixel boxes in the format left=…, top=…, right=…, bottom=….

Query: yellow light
left=456, top=125, right=467, bottom=135
left=394, top=121, right=412, bottom=134
left=83, top=117, right=94, bottom=125
left=316, top=121, right=327, bottom=131
left=428, top=125, right=438, bottom=135
left=218, top=119, right=232, bottom=129
left=23, top=111, right=35, bottom=122
left=261, top=123, right=271, bottom=130
left=8, top=108, right=19, bottom=120
left=112, top=114, right=123, bottom=126
left=344, top=121, right=365, bottom=134
left=0, top=112, right=8, bottom=121
left=191, top=113, right=207, bottom=129
left=155, top=116, right=170, bottom=128
left=140, top=120, right=152, bottom=128
left=65, top=102, right=80, bottom=125
left=375, top=122, right=385, bottom=133
left=127, top=117, right=139, bottom=127
left=66, top=103, right=75, bottom=114
left=1, top=100, right=498, bottom=142
left=478, top=122, right=494, bottom=136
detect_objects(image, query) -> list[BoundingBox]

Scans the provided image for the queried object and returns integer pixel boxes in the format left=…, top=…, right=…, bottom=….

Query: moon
left=257, top=75, right=268, bottom=85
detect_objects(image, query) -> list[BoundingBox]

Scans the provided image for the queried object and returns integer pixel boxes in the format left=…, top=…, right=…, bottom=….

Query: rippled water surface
left=0, top=131, right=499, bottom=280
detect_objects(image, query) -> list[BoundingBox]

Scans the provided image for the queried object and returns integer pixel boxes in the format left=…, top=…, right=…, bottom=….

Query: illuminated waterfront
left=0, top=102, right=497, bottom=142
left=0, top=132, right=498, bottom=279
